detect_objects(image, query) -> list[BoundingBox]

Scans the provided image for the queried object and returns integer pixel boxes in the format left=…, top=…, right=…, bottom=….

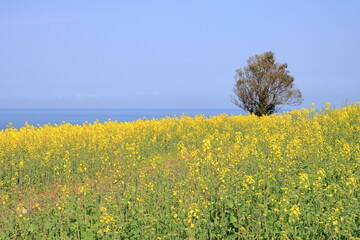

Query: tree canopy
left=232, top=51, right=303, bottom=116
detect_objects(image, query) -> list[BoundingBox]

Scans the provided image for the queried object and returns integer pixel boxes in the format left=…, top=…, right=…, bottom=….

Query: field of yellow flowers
left=0, top=103, right=359, bottom=239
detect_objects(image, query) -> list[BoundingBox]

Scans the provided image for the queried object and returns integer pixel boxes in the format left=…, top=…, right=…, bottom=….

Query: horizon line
left=0, top=107, right=242, bottom=110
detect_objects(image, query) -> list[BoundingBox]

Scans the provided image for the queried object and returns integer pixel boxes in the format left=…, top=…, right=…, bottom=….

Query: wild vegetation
left=0, top=103, right=359, bottom=239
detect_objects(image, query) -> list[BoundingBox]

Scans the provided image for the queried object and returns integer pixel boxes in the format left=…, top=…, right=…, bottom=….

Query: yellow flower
left=290, top=205, right=301, bottom=217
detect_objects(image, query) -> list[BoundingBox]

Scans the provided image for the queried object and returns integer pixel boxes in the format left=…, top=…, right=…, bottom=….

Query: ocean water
left=0, top=109, right=244, bottom=129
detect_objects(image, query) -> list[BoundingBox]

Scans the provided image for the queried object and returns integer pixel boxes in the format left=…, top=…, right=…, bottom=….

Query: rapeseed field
left=0, top=103, right=359, bottom=239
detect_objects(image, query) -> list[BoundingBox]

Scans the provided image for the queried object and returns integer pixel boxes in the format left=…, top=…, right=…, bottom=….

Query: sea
left=0, top=109, right=244, bottom=129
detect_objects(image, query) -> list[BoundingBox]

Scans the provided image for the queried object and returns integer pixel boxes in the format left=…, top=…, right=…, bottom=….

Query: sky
left=0, top=0, right=359, bottom=109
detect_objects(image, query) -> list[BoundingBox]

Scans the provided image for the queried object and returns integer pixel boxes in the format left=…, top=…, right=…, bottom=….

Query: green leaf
left=82, top=230, right=96, bottom=239
left=230, top=213, right=237, bottom=224
left=225, top=233, right=237, bottom=240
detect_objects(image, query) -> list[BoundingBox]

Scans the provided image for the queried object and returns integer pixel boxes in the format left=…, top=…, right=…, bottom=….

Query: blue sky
left=0, top=1, right=359, bottom=109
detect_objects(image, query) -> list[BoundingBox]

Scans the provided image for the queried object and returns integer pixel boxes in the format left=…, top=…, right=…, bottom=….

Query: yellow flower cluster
left=0, top=103, right=359, bottom=239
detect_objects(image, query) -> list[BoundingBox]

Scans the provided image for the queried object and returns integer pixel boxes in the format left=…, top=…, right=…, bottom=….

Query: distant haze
left=0, top=1, right=359, bottom=109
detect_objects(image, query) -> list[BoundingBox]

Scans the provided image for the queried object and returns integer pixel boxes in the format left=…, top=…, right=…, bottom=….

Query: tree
left=232, top=51, right=303, bottom=116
